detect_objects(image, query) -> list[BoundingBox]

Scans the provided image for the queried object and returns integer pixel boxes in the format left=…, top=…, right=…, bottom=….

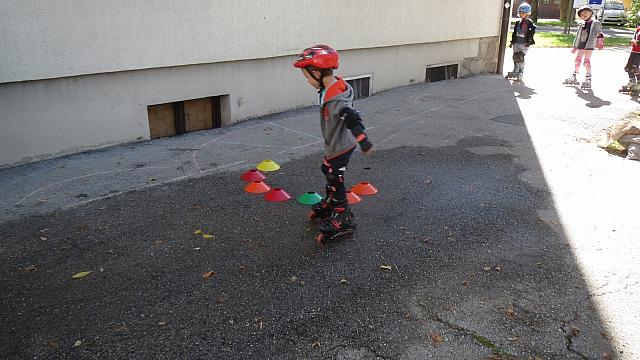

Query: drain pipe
left=496, top=0, right=513, bottom=74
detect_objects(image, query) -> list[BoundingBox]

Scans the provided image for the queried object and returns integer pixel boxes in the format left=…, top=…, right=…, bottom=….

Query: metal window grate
left=425, top=64, right=458, bottom=83
left=346, top=77, right=371, bottom=99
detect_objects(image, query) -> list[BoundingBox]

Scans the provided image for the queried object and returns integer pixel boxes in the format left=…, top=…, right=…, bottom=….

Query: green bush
left=626, top=0, right=640, bottom=27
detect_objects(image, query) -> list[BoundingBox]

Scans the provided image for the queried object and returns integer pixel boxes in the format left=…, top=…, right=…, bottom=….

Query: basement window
left=425, top=64, right=458, bottom=83
left=147, top=95, right=230, bottom=139
left=345, top=74, right=372, bottom=99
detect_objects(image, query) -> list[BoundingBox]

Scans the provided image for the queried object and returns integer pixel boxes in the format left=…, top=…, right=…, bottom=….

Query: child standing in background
left=563, top=5, right=604, bottom=90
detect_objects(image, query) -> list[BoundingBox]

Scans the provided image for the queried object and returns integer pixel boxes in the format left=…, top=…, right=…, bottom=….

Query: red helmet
left=293, top=45, right=339, bottom=70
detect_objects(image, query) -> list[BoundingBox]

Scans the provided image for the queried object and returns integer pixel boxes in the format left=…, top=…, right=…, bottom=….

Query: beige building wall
left=0, top=1, right=504, bottom=166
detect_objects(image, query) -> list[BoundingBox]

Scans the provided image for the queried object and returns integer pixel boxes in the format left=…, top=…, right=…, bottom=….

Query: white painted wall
left=0, top=0, right=502, bottom=83
left=0, top=39, right=493, bottom=166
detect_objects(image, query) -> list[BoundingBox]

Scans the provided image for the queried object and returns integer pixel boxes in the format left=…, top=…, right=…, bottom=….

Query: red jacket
left=633, top=27, right=640, bottom=53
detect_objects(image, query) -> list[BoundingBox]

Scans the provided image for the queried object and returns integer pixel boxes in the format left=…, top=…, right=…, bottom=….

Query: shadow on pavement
left=510, top=82, right=537, bottom=100
left=0, top=81, right=622, bottom=359
left=573, top=87, right=612, bottom=108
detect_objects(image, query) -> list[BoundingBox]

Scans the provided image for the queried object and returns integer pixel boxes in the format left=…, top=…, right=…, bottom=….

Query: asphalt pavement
left=1, top=48, right=639, bottom=359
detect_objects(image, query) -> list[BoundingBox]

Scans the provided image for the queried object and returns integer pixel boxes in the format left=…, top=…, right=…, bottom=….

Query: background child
left=564, top=5, right=604, bottom=90
left=622, top=14, right=640, bottom=93
left=507, top=3, right=536, bottom=81
left=293, top=45, right=373, bottom=244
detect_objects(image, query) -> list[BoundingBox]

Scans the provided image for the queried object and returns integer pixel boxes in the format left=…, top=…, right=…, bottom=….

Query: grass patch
left=518, top=18, right=634, bottom=30
left=536, top=19, right=577, bottom=27
left=534, top=32, right=631, bottom=47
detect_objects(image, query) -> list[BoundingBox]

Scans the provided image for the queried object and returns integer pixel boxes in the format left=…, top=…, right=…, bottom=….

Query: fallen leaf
left=462, top=280, right=470, bottom=287
left=47, top=340, right=59, bottom=349
left=193, top=229, right=202, bottom=235
left=429, top=331, right=444, bottom=346
left=73, top=340, right=81, bottom=347
left=404, top=312, right=412, bottom=320
left=72, top=271, right=93, bottom=279
left=113, top=322, right=128, bottom=332
left=570, top=326, right=580, bottom=337
left=494, top=266, right=503, bottom=272
left=483, top=266, right=492, bottom=272
left=202, top=234, right=214, bottom=239
left=505, top=308, right=516, bottom=319
left=215, top=297, right=225, bottom=304
left=157, top=321, right=167, bottom=326
left=379, top=265, right=393, bottom=271
left=202, top=271, right=216, bottom=279
left=24, top=265, right=37, bottom=272
left=311, top=340, right=321, bottom=348
left=238, top=265, right=247, bottom=272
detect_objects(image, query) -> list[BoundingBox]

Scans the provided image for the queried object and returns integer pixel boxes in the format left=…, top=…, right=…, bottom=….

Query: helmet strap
left=306, top=67, right=327, bottom=89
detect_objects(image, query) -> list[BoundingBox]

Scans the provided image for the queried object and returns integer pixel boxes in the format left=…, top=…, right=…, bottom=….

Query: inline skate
left=563, top=73, right=580, bottom=86
left=314, top=200, right=356, bottom=245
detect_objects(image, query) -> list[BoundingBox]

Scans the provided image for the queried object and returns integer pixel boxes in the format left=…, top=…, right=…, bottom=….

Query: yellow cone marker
left=256, top=159, right=280, bottom=172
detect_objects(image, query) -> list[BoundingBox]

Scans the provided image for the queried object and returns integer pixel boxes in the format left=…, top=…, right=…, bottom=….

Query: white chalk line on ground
left=12, top=88, right=509, bottom=213
left=15, top=166, right=173, bottom=206
left=63, top=161, right=246, bottom=209
left=192, top=114, right=317, bottom=171
left=14, top=114, right=318, bottom=211
left=192, top=122, right=266, bottom=172
left=380, top=87, right=512, bottom=145
left=217, top=140, right=290, bottom=148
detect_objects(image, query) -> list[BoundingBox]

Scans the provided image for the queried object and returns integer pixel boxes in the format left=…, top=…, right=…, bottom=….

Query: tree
left=562, top=0, right=575, bottom=34
left=531, top=0, right=539, bottom=23
left=559, top=0, right=570, bottom=21
left=627, top=0, right=640, bottom=26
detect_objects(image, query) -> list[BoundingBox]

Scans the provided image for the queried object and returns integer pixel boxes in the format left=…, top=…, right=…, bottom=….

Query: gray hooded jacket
left=573, top=20, right=603, bottom=50
left=320, top=78, right=357, bottom=159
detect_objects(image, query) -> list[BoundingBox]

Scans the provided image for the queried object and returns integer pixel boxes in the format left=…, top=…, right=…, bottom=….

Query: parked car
left=598, top=1, right=626, bottom=26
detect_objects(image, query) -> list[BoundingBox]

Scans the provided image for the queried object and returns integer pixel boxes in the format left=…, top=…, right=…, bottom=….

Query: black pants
left=321, top=148, right=354, bottom=202
left=625, top=52, right=640, bottom=77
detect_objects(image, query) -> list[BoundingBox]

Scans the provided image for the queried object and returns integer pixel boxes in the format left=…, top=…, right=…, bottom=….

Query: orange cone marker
left=346, top=190, right=362, bottom=205
left=244, top=181, right=271, bottom=194
left=351, top=182, right=378, bottom=196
